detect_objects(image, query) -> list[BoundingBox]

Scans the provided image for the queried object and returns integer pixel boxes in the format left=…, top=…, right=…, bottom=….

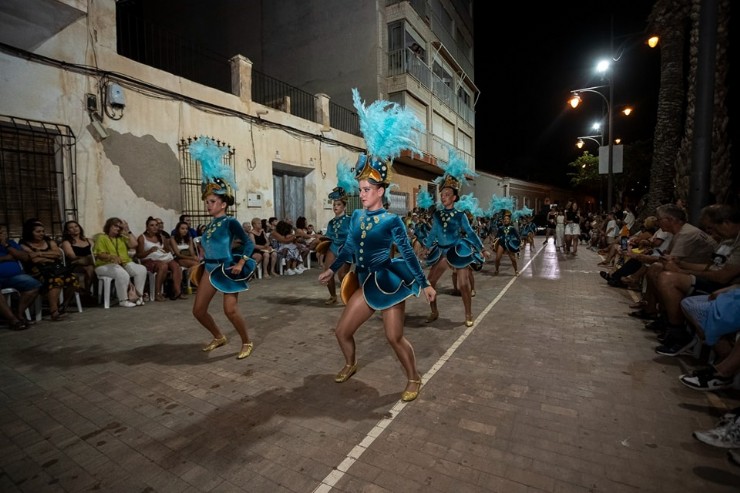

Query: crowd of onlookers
left=0, top=213, right=325, bottom=328
left=595, top=200, right=740, bottom=462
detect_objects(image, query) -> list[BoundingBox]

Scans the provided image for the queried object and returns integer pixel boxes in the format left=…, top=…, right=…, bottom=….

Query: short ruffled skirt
left=499, top=235, right=521, bottom=253
left=205, top=257, right=257, bottom=294
left=357, top=258, right=422, bottom=311
left=425, top=240, right=484, bottom=269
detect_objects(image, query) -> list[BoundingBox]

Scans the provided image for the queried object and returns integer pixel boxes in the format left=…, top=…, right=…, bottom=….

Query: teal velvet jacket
left=201, top=215, right=255, bottom=293
left=325, top=214, right=350, bottom=256
left=423, top=207, right=484, bottom=268
left=330, top=208, right=429, bottom=310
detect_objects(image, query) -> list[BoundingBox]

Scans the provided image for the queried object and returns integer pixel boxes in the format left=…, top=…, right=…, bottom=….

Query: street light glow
left=596, top=60, right=610, bottom=73
left=569, top=95, right=581, bottom=109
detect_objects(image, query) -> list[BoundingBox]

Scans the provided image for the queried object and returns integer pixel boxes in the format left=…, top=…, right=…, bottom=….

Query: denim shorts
left=0, top=273, right=42, bottom=291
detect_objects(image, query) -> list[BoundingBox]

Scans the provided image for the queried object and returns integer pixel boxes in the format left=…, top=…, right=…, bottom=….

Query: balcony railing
left=251, top=70, right=319, bottom=124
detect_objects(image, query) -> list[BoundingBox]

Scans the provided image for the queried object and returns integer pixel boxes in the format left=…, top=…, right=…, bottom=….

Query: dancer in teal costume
left=423, top=149, right=484, bottom=328
left=189, top=136, right=256, bottom=360
left=318, top=89, right=435, bottom=403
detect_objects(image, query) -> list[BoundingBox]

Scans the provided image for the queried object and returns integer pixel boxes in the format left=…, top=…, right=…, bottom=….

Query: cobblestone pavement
left=1, top=242, right=739, bottom=492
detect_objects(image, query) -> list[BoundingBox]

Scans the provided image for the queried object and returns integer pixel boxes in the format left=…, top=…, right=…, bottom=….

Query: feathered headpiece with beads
left=352, top=88, right=424, bottom=186
left=189, top=136, right=237, bottom=205
left=433, top=146, right=477, bottom=192
left=512, top=206, right=534, bottom=222
left=456, top=193, right=485, bottom=218
left=328, top=157, right=359, bottom=201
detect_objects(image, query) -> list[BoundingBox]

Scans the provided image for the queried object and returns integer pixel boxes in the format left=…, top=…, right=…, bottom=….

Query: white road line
left=312, top=246, right=544, bottom=492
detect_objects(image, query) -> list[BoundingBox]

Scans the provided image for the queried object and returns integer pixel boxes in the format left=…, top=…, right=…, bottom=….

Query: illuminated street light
left=576, top=135, right=603, bottom=149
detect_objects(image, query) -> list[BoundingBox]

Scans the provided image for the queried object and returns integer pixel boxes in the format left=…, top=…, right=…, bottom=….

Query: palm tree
left=644, top=0, right=691, bottom=215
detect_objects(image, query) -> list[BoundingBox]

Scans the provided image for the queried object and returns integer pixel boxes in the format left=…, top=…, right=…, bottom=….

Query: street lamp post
left=568, top=84, right=613, bottom=211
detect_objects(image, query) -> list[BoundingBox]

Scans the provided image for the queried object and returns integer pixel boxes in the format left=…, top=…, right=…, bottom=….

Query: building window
left=0, top=116, right=77, bottom=240
left=178, top=137, right=236, bottom=227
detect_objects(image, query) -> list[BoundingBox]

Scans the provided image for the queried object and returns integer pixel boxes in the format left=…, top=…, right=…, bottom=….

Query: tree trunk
left=644, top=0, right=691, bottom=216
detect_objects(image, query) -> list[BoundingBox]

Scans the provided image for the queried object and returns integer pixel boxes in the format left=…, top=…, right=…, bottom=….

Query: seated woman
left=20, top=219, right=79, bottom=321
left=94, top=217, right=148, bottom=307
left=271, top=220, right=304, bottom=275
left=169, top=221, right=200, bottom=270
left=293, top=216, right=317, bottom=267
left=250, top=217, right=278, bottom=278
left=137, top=216, right=184, bottom=301
left=60, top=220, right=96, bottom=301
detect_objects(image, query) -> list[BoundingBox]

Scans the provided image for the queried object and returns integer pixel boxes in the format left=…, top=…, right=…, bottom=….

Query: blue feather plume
left=488, top=194, right=514, bottom=216
left=336, top=158, right=358, bottom=194
left=352, top=88, right=424, bottom=159
left=189, top=136, right=236, bottom=190
left=512, top=206, right=534, bottom=222
left=433, top=146, right=477, bottom=188
left=455, top=193, right=482, bottom=217
left=416, top=189, right=434, bottom=209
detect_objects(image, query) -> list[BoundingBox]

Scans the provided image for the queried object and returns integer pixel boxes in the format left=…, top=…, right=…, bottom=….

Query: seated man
left=0, top=226, right=42, bottom=328
left=630, top=203, right=717, bottom=321
left=600, top=217, right=672, bottom=287
left=678, top=284, right=740, bottom=391
left=649, top=204, right=740, bottom=355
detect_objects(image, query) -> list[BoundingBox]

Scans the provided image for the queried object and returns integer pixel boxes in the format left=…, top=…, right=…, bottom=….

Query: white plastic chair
left=2, top=287, right=42, bottom=321
left=59, top=250, right=83, bottom=313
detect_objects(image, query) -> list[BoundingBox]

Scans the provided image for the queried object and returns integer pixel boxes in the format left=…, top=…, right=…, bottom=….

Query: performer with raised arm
left=422, top=148, right=484, bottom=327
left=318, top=89, right=435, bottom=402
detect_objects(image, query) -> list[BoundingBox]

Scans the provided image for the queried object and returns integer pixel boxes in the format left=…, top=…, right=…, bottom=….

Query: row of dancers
left=188, top=89, right=530, bottom=403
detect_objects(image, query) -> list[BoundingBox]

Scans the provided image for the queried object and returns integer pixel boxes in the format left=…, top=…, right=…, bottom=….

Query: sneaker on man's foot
left=679, top=367, right=734, bottom=391
left=119, top=300, right=137, bottom=308
left=655, top=335, right=698, bottom=357
left=693, top=416, right=740, bottom=448
left=286, top=268, right=296, bottom=276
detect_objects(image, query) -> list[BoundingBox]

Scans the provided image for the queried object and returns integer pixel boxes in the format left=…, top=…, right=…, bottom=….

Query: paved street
left=1, top=242, right=739, bottom=492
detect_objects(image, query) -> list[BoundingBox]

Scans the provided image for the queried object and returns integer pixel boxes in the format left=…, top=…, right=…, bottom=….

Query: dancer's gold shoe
left=425, top=311, right=439, bottom=323
left=202, top=335, right=227, bottom=352
left=324, top=296, right=337, bottom=305
left=334, top=362, right=358, bottom=383
left=401, top=379, right=422, bottom=402
left=465, top=315, right=474, bottom=327
left=471, top=289, right=476, bottom=297
left=236, top=342, right=254, bottom=359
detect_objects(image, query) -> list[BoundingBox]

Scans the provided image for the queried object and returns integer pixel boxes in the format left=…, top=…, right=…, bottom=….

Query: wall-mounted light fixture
left=257, top=109, right=269, bottom=116
left=275, top=150, right=281, bottom=160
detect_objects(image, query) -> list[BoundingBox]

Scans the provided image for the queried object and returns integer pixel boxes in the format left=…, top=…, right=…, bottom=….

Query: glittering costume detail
left=330, top=208, right=428, bottom=311
left=424, top=207, right=484, bottom=268
left=493, top=221, right=522, bottom=252
left=326, top=215, right=351, bottom=256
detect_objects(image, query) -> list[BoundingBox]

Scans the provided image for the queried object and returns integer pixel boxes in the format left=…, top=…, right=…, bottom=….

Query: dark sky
left=473, top=2, right=660, bottom=188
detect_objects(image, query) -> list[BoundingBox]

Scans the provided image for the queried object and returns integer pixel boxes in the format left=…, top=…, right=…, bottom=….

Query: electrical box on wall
left=247, top=193, right=263, bottom=207
left=107, top=83, right=126, bottom=107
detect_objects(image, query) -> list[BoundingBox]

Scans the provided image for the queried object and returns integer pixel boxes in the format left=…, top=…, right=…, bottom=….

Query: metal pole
left=607, top=81, right=614, bottom=212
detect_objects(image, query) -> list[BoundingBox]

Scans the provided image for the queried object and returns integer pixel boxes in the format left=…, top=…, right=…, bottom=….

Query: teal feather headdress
left=455, top=193, right=484, bottom=218
left=416, top=189, right=434, bottom=209
left=352, top=88, right=424, bottom=185
left=189, top=136, right=236, bottom=205
left=487, top=194, right=515, bottom=217
left=512, top=206, right=534, bottom=222
left=433, top=146, right=477, bottom=191
left=328, top=158, right=359, bottom=200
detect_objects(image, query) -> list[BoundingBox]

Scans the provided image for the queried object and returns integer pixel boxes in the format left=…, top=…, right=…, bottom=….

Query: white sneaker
left=119, top=300, right=137, bottom=308
left=296, top=266, right=306, bottom=274
left=286, top=268, right=296, bottom=276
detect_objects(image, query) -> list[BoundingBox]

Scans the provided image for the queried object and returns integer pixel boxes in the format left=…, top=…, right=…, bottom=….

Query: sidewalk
left=1, top=241, right=739, bottom=492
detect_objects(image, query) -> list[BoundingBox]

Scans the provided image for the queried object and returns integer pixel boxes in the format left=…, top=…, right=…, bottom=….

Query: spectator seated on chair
left=137, top=217, right=185, bottom=301
left=0, top=225, right=41, bottom=328
left=169, top=221, right=200, bottom=270
left=272, top=220, right=304, bottom=275
left=293, top=216, right=316, bottom=267
left=647, top=204, right=740, bottom=356
left=93, top=217, right=147, bottom=308
left=20, top=219, right=79, bottom=321
left=249, top=217, right=278, bottom=278
left=170, top=214, right=198, bottom=239
left=60, top=220, right=97, bottom=303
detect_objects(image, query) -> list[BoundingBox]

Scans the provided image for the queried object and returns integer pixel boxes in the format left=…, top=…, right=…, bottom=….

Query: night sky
left=473, top=2, right=660, bottom=189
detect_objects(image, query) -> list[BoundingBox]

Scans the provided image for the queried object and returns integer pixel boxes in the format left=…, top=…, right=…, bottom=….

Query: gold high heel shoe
left=401, top=379, right=422, bottom=402
left=334, top=362, right=358, bottom=383
left=236, top=342, right=254, bottom=359
left=325, top=296, right=337, bottom=305
left=202, top=335, right=227, bottom=352
left=465, top=315, right=474, bottom=327
left=425, top=311, right=439, bottom=323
